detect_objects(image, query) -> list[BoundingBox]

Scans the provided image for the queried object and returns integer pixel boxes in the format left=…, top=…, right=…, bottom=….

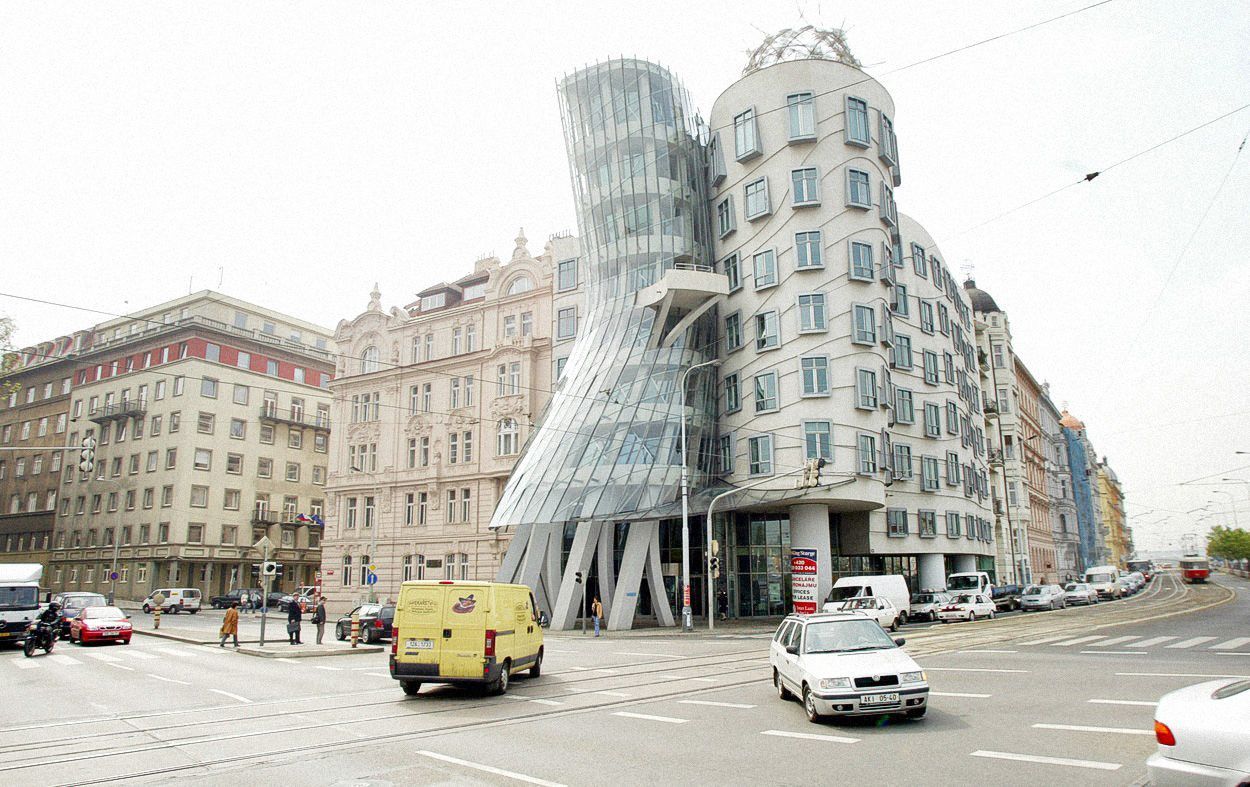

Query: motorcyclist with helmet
left=31, top=601, right=60, bottom=647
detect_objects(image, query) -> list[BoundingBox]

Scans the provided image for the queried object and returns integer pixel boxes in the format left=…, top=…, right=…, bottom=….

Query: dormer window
left=420, top=293, right=446, bottom=311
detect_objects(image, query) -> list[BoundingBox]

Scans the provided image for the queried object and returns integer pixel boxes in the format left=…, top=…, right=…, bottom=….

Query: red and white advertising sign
left=791, top=548, right=819, bottom=615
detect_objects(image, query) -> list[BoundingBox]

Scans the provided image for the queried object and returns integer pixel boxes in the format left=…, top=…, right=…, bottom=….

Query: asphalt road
left=1, top=570, right=1244, bottom=786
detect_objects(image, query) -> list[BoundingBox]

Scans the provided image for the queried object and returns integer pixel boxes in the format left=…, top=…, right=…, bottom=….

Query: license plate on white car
left=406, top=638, right=433, bottom=650
left=860, top=692, right=900, bottom=705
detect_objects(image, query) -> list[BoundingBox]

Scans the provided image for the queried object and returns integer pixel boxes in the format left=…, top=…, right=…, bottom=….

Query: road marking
left=119, top=650, right=159, bottom=660
left=689, top=677, right=717, bottom=682
left=81, top=651, right=122, bottom=662
left=613, top=711, right=687, bottom=724
left=1088, top=636, right=1140, bottom=647
left=1210, top=637, right=1250, bottom=650
left=47, top=654, right=81, bottom=665
left=1166, top=637, right=1217, bottom=649
left=275, top=657, right=300, bottom=663
left=761, top=729, right=858, bottom=744
left=314, top=665, right=343, bottom=671
left=930, top=691, right=991, bottom=698
left=417, top=750, right=566, bottom=787
left=592, top=690, right=632, bottom=698
left=1033, top=723, right=1152, bottom=736
left=961, top=649, right=1017, bottom=654
left=613, top=651, right=685, bottom=659
left=593, top=668, right=621, bottom=674
left=925, top=667, right=1028, bottom=674
left=1050, top=636, right=1106, bottom=647
left=210, top=689, right=253, bottom=704
left=148, top=673, right=191, bottom=685
left=1088, top=699, right=1156, bottom=707
left=970, top=750, right=1120, bottom=771
left=13, top=660, right=40, bottom=670
left=1080, top=651, right=1147, bottom=655
left=1117, top=672, right=1250, bottom=678
left=156, top=647, right=197, bottom=658
left=1017, top=635, right=1079, bottom=646
left=364, top=672, right=391, bottom=678
left=544, top=649, right=576, bottom=654
left=528, top=698, right=563, bottom=706
left=1131, top=636, right=1178, bottom=648
left=679, top=700, right=756, bottom=709
left=1215, top=652, right=1250, bottom=657
left=108, top=663, right=135, bottom=671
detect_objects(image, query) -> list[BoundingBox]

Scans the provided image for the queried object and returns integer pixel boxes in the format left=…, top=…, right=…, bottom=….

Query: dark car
left=334, top=604, right=395, bottom=643
left=991, top=584, right=1023, bottom=612
left=51, top=592, right=108, bottom=639
left=209, top=588, right=264, bottom=610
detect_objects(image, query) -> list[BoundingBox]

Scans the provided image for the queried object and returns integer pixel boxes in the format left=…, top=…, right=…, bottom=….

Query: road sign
left=365, top=571, right=378, bottom=586
left=109, top=571, right=119, bottom=581
left=252, top=535, right=274, bottom=554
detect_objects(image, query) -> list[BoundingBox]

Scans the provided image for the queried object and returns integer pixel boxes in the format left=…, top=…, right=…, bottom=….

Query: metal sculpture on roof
left=742, top=25, right=861, bottom=75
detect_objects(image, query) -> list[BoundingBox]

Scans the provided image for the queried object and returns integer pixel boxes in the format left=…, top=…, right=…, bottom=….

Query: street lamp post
left=679, top=358, right=720, bottom=632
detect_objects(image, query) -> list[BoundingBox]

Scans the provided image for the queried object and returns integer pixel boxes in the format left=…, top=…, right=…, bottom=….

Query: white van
left=0, top=564, right=44, bottom=645
left=947, top=571, right=993, bottom=596
left=821, top=575, right=912, bottom=623
left=142, top=588, right=202, bottom=614
left=1084, top=566, right=1122, bottom=600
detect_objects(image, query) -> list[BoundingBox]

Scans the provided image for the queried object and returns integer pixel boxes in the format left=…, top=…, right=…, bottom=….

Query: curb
left=235, top=645, right=387, bottom=659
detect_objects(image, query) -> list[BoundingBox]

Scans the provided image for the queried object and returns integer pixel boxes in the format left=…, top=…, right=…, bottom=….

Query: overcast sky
left=2, top=1, right=1247, bottom=554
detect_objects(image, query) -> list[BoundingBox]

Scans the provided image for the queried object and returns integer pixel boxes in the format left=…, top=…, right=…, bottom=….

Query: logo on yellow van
left=451, top=594, right=477, bottom=614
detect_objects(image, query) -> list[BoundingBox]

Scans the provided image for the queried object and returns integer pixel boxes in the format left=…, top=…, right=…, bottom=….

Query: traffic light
left=574, top=571, right=583, bottom=585
left=78, top=435, right=97, bottom=475
left=709, top=555, right=720, bottom=578
left=262, top=561, right=277, bottom=576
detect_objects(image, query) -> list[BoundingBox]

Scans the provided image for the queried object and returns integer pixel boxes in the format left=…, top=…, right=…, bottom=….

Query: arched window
left=506, top=276, right=533, bottom=296
left=497, top=418, right=519, bottom=456
left=402, top=553, right=426, bottom=582
left=360, top=345, right=379, bottom=374
left=360, top=554, right=371, bottom=586
left=342, top=555, right=352, bottom=586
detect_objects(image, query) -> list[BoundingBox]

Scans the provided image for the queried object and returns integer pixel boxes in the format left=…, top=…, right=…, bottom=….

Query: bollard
left=154, top=607, right=161, bottom=630
left=350, top=609, right=360, bottom=649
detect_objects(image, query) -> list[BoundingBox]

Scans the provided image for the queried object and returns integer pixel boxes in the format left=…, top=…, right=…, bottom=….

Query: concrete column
left=551, top=521, right=602, bottom=631
left=953, top=554, right=977, bottom=573
left=789, top=504, right=832, bottom=607
left=917, top=553, right=946, bottom=592
left=596, top=524, right=616, bottom=614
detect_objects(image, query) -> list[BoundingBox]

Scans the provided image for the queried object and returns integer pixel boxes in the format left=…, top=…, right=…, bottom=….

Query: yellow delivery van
left=389, top=580, right=544, bottom=696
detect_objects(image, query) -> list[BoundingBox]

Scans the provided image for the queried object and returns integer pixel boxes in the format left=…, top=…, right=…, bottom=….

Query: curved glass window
left=506, top=277, right=534, bottom=296
left=360, top=346, right=379, bottom=374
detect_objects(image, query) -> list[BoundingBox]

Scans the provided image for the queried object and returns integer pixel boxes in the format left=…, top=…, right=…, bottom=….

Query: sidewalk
left=549, top=617, right=781, bottom=639
left=130, top=606, right=385, bottom=657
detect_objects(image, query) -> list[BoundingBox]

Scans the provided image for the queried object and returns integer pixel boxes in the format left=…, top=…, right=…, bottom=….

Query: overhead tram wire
left=959, top=104, right=1250, bottom=235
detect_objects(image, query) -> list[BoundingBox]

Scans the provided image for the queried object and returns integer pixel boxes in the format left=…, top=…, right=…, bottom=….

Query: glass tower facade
left=490, top=59, right=720, bottom=528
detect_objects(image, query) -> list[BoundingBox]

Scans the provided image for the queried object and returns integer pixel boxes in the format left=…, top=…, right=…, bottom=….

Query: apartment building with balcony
left=1040, top=389, right=1081, bottom=580
left=321, top=232, right=579, bottom=612
left=0, top=330, right=93, bottom=570
left=49, top=292, right=335, bottom=599
left=1014, top=360, right=1057, bottom=583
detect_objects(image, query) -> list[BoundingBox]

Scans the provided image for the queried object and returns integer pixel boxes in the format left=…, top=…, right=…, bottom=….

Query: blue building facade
left=1063, top=426, right=1100, bottom=571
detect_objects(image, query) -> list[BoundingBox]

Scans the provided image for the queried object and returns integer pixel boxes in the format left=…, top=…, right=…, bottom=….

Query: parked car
left=770, top=611, right=929, bottom=723
left=991, top=584, right=1023, bottom=612
left=209, top=588, right=264, bottom=610
left=1117, top=571, right=1139, bottom=596
left=937, top=593, right=996, bottom=623
left=829, top=596, right=901, bottom=632
left=69, top=606, right=133, bottom=645
left=1020, top=584, right=1067, bottom=611
left=1128, top=571, right=1146, bottom=592
left=1062, top=582, right=1099, bottom=606
left=1148, top=678, right=1250, bottom=784
left=51, top=592, right=107, bottom=639
left=822, top=575, right=912, bottom=624
left=141, top=588, right=202, bottom=614
left=279, top=586, right=317, bottom=612
left=335, top=604, right=396, bottom=643
left=908, top=592, right=951, bottom=622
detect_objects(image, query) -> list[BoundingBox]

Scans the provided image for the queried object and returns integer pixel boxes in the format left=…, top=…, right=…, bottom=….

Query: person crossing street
left=219, top=602, right=239, bottom=648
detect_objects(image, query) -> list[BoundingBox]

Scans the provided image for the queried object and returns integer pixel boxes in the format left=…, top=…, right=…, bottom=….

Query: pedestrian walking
left=287, top=597, right=303, bottom=645
left=311, top=598, right=327, bottom=645
left=591, top=596, right=604, bottom=637
left=219, top=602, right=240, bottom=648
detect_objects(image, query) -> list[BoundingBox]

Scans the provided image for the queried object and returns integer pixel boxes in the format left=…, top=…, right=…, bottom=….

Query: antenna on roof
left=961, top=259, right=975, bottom=281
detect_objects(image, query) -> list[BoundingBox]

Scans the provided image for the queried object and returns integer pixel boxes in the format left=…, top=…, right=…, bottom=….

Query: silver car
left=1020, top=584, right=1067, bottom=611
left=1063, top=582, right=1099, bottom=605
left=909, top=592, right=951, bottom=622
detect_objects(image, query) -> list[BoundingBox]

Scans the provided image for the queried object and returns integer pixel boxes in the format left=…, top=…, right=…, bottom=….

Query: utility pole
left=254, top=535, right=274, bottom=647
left=679, top=358, right=720, bottom=633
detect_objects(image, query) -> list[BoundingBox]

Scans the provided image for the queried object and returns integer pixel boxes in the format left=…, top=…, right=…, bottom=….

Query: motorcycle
left=23, top=622, right=56, bottom=658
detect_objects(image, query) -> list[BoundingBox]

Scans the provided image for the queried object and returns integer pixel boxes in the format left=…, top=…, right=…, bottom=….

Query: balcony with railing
left=86, top=314, right=335, bottom=362
left=88, top=398, right=148, bottom=423
left=258, top=405, right=331, bottom=432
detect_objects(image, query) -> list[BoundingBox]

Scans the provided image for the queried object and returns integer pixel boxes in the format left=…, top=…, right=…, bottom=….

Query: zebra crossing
left=1024, top=633, right=1250, bottom=652
left=1, top=641, right=207, bottom=670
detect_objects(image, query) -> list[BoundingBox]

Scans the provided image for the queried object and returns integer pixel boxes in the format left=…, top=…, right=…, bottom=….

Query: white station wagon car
left=1148, top=678, right=1250, bottom=784
left=936, top=593, right=996, bottom=623
left=825, top=596, right=901, bottom=632
left=770, top=612, right=929, bottom=723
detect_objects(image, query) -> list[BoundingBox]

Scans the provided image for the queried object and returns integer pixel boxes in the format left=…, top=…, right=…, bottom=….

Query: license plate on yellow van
left=406, top=638, right=434, bottom=650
